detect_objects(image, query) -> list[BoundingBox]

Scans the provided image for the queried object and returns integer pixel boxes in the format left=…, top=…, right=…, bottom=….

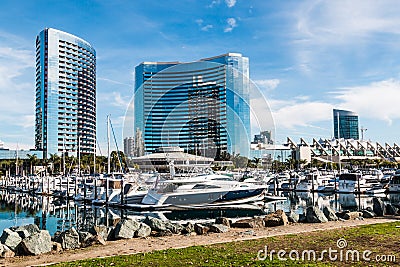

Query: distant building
left=333, top=109, right=359, bottom=140
left=134, top=53, right=250, bottom=158
left=134, top=128, right=145, bottom=157
left=252, top=130, right=273, bottom=145
left=123, top=137, right=135, bottom=158
left=35, top=28, right=96, bottom=158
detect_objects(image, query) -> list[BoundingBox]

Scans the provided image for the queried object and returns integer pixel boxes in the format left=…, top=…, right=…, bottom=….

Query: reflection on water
left=0, top=189, right=399, bottom=235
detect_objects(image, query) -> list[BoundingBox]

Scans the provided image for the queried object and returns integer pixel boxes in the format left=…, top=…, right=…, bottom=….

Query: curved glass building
left=35, top=28, right=96, bottom=158
left=134, top=53, right=250, bottom=158
left=333, top=109, right=359, bottom=140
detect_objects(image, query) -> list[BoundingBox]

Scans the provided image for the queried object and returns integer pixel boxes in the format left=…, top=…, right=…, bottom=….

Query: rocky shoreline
left=0, top=197, right=399, bottom=262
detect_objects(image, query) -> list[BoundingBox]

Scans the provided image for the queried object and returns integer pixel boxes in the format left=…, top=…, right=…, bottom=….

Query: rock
left=264, top=210, right=289, bottom=227
left=181, top=222, right=194, bottom=234
left=114, top=219, right=141, bottom=239
left=209, top=224, right=229, bottom=233
left=107, top=227, right=116, bottom=241
left=215, top=217, right=230, bottom=228
left=135, top=223, right=151, bottom=238
left=89, top=225, right=109, bottom=241
left=52, top=242, right=62, bottom=252
left=13, top=224, right=40, bottom=236
left=231, top=218, right=264, bottom=228
left=144, top=217, right=167, bottom=232
left=342, top=212, right=362, bottom=220
left=287, top=211, right=299, bottom=223
left=0, top=228, right=22, bottom=251
left=165, top=222, right=184, bottom=234
left=373, top=197, right=385, bottom=216
left=81, top=234, right=106, bottom=247
left=323, top=206, right=338, bottom=221
left=155, top=230, right=173, bottom=237
left=20, top=230, right=52, bottom=256
left=240, top=230, right=255, bottom=236
left=54, top=227, right=80, bottom=250
left=194, top=223, right=210, bottom=235
left=362, top=210, right=375, bottom=218
left=386, top=204, right=399, bottom=215
left=306, top=206, right=328, bottom=223
left=298, top=213, right=307, bottom=223
left=78, top=231, right=93, bottom=243
left=16, top=229, right=31, bottom=239
left=0, top=244, right=3, bottom=255
left=1, top=245, right=15, bottom=258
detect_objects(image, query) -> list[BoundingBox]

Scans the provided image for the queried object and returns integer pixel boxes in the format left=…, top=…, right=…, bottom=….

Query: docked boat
left=141, top=173, right=267, bottom=207
left=388, top=175, right=400, bottom=193
left=337, top=173, right=366, bottom=193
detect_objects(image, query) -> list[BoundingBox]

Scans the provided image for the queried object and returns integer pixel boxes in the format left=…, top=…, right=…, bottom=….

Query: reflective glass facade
left=333, top=109, right=359, bottom=140
left=134, top=53, right=250, bottom=157
left=35, top=28, right=96, bottom=158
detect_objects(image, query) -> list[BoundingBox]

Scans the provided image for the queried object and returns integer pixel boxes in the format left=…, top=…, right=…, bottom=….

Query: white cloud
left=224, top=18, right=237, bottom=32
left=334, top=78, right=400, bottom=125
left=254, top=79, right=280, bottom=92
left=201, top=25, right=213, bottom=31
left=225, top=0, right=237, bottom=8
left=270, top=99, right=333, bottom=129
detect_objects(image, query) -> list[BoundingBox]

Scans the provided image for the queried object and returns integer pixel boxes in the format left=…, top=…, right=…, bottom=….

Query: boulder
left=144, top=217, right=167, bottom=232
left=341, top=212, right=362, bottom=220
left=1, top=245, right=15, bottom=258
left=264, top=210, right=289, bottom=227
left=0, top=228, right=22, bottom=251
left=181, top=222, right=194, bottom=234
left=13, top=224, right=40, bottom=236
left=54, top=227, right=80, bottom=250
left=298, top=213, right=307, bottom=223
left=362, top=210, right=375, bottom=218
left=373, top=197, right=385, bottom=216
left=323, top=206, right=338, bottom=221
left=386, top=204, right=399, bottom=215
left=81, top=234, right=106, bottom=247
left=240, top=230, right=255, bottom=236
left=135, top=223, right=151, bottom=238
left=287, top=211, right=299, bottom=223
left=209, top=224, right=229, bottom=233
left=165, top=222, right=184, bottom=234
left=232, top=218, right=259, bottom=228
left=306, top=206, right=328, bottom=223
left=52, top=242, right=62, bottom=252
left=20, top=230, right=52, bottom=256
left=155, top=230, right=173, bottom=237
left=215, top=217, right=230, bottom=228
left=89, top=225, right=109, bottom=241
left=194, top=223, right=210, bottom=235
left=114, top=219, right=141, bottom=239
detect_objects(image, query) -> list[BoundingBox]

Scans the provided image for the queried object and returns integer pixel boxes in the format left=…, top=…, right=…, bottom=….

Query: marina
left=1, top=168, right=399, bottom=236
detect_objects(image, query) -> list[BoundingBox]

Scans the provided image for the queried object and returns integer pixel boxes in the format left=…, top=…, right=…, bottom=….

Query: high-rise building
left=333, top=109, right=359, bottom=140
left=123, top=137, right=135, bottom=158
left=35, top=28, right=96, bottom=158
left=134, top=53, right=250, bottom=158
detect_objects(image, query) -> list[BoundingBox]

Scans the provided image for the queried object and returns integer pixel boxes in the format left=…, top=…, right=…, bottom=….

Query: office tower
left=333, top=109, right=359, bottom=140
left=134, top=53, right=250, bottom=158
left=124, top=137, right=135, bottom=158
left=35, top=28, right=96, bottom=158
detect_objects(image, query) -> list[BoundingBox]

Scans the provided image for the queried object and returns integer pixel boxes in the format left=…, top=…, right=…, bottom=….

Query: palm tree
left=26, top=154, right=38, bottom=175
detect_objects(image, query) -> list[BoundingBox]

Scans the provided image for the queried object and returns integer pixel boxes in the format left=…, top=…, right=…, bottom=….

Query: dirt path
left=3, top=217, right=399, bottom=267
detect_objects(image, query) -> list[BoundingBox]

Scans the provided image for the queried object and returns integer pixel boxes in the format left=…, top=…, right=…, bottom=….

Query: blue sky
left=1, top=0, right=400, bottom=153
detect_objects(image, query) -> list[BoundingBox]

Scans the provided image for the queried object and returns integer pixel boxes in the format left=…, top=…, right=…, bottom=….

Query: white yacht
left=337, top=173, right=366, bottom=193
left=388, top=175, right=400, bottom=193
left=141, top=173, right=267, bottom=207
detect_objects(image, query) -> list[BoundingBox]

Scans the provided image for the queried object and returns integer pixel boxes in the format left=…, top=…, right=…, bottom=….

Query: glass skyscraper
left=333, top=109, right=359, bottom=140
left=35, top=28, right=96, bottom=158
left=134, top=53, right=250, bottom=158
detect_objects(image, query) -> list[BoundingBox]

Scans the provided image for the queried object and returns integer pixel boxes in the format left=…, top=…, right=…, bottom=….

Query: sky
left=1, top=0, right=400, bottom=154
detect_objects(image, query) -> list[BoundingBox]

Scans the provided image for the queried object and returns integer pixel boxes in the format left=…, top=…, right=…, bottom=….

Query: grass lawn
left=52, top=222, right=400, bottom=266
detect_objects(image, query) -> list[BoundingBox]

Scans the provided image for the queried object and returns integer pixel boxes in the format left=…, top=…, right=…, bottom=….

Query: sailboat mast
left=107, top=115, right=111, bottom=174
